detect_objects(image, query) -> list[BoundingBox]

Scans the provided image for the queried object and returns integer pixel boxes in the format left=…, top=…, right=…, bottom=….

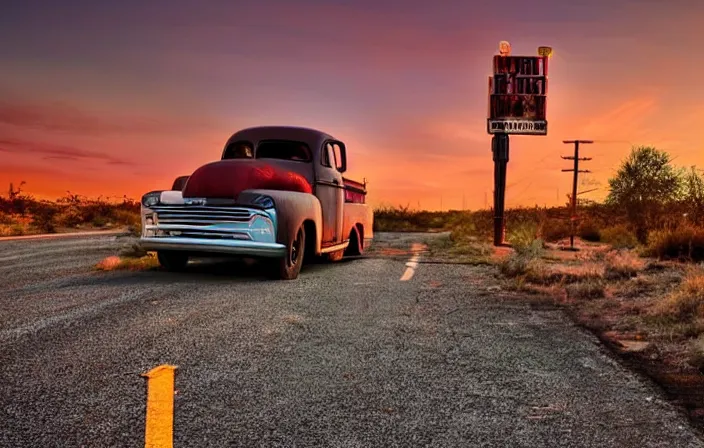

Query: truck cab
left=139, top=126, right=373, bottom=280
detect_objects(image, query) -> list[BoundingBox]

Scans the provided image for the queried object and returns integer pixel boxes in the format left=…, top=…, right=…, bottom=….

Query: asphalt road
left=1, top=234, right=703, bottom=447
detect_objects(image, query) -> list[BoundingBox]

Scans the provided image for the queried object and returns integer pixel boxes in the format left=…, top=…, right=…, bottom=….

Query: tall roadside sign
left=487, top=41, right=552, bottom=246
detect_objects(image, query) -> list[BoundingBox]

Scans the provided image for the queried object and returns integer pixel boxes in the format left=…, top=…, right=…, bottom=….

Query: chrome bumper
left=139, top=237, right=286, bottom=257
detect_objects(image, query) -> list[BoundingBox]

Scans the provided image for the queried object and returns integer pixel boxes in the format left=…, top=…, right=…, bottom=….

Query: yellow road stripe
left=142, top=364, right=178, bottom=448
left=400, top=243, right=425, bottom=281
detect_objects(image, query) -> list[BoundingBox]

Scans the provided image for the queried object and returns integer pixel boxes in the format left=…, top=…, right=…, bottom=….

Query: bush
left=507, top=220, right=540, bottom=252
left=29, top=203, right=59, bottom=233
left=538, top=218, right=571, bottom=242
left=578, top=219, right=601, bottom=242
left=600, top=225, right=639, bottom=249
left=646, top=225, right=704, bottom=262
left=498, top=239, right=544, bottom=277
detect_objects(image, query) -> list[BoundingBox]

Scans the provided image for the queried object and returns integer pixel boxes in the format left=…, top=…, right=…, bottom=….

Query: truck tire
left=270, top=225, right=305, bottom=280
left=157, top=251, right=189, bottom=271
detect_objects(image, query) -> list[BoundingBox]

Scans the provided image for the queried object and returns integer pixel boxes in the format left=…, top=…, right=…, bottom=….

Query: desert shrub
left=507, top=220, right=540, bottom=251
left=653, top=269, right=704, bottom=321
left=600, top=225, right=639, bottom=249
left=499, top=238, right=544, bottom=277
left=113, top=209, right=140, bottom=229
left=539, top=218, right=571, bottom=242
left=449, top=222, right=477, bottom=242
left=29, top=201, right=59, bottom=233
left=578, top=219, right=601, bottom=242
left=373, top=205, right=449, bottom=232
left=645, top=225, right=704, bottom=262
left=0, top=215, right=31, bottom=236
left=499, top=253, right=535, bottom=277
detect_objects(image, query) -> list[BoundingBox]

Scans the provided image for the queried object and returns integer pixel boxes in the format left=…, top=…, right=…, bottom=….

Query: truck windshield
left=256, top=140, right=311, bottom=162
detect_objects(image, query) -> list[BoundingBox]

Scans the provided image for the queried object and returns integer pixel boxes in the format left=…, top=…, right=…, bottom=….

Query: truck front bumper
left=140, top=237, right=286, bottom=257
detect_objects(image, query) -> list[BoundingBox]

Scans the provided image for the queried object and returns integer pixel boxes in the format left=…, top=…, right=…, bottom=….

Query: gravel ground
left=0, top=233, right=702, bottom=447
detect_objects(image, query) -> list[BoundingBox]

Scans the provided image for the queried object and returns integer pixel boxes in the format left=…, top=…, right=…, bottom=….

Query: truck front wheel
left=270, top=225, right=305, bottom=280
left=157, top=251, right=189, bottom=271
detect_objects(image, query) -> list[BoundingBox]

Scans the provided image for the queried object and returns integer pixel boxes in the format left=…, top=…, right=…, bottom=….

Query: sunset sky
left=1, top=0, right=703, bottom=211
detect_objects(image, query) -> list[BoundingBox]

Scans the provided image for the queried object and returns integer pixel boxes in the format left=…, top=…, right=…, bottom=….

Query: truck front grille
left=150, top=205, right=254, bottom=226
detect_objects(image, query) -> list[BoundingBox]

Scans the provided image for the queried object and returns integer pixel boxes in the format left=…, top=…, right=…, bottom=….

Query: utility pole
left=492, top=134, right=509, bottom=246
left=561, top=140, right=593, bottom=250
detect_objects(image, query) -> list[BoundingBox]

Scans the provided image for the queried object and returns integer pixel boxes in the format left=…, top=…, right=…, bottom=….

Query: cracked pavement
left=1, top=233, right=702, bottom=447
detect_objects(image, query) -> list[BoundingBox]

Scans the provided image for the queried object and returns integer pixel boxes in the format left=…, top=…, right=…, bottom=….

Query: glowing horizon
left=2, top=0, right=703, bottom=211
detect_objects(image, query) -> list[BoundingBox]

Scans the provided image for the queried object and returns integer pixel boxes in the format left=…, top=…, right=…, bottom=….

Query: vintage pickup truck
left=139, top=126, right=374, bottom=280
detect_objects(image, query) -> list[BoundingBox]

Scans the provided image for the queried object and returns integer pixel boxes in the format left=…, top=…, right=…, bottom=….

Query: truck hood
left=182, top=159, right=313, bottom=199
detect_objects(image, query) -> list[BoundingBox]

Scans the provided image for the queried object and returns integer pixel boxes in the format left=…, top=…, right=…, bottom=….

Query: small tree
left=605, top=146, right=682, bottom=242
left=681, top=166, right=704, bottom=225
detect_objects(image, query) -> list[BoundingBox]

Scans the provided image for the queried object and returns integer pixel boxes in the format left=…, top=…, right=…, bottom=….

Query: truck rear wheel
left=270, top=225, right=305, bottom=280
left=157, top=251, right=189, bottom=271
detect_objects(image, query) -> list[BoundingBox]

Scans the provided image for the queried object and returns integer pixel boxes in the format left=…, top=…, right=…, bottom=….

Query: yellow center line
left=142, top=364, right=178, bottom=448
left=400, top=243, right=424, bottom=281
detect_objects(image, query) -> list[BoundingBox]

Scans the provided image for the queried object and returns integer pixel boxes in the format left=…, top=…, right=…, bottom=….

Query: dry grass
left=688, top=335, right=704, bottom=371
left=646, top=225, right=704, bottom=262
left=600, top=225, right=639, bottom=249
left=95, top=254, right=159, bottom=271
left=566, top=279, right=606, bottom=300
left=604, top=250, right=646, bottom=280
left=651, top=268, right=704, bottom=322
left=424, top=233, right=493, bottom=263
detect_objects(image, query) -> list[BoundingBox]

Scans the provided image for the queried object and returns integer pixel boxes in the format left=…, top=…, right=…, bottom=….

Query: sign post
left=487, top=42, right=551, bottom=246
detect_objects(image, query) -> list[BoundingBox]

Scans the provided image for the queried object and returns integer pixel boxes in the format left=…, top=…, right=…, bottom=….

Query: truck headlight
left=141, top=191, right=162, bottom=208
left=238, top=192, right=275, bottom=210
left=251, top=194, right=275, bottom=209
left=249, top=215, right=275, bottom=241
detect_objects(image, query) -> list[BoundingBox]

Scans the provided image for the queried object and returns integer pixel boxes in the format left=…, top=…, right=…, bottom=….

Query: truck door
left=316, top=141, right=345, bottom=245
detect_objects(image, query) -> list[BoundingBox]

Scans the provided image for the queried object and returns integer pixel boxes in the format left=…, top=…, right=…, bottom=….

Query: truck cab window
left=256, top=140, right=311, bottom=162
left=223, top=141, right=254, bottom=159
left=332, top=143, right=344, bottom=171
left=322, top=143, right=334, bottom=167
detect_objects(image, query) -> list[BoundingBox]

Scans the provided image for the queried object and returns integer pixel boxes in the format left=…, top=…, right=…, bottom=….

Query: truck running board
left=320, top=241, right=349, bottom=254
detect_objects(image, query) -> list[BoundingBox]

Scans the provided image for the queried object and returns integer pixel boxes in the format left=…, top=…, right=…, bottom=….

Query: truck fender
left=241, top=189, right=323, bottom=255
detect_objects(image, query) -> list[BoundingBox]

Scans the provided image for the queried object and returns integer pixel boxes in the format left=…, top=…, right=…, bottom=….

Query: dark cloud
left=0, top=138, right=135, bottom=166
left=0, top=99, right=214, bottom=135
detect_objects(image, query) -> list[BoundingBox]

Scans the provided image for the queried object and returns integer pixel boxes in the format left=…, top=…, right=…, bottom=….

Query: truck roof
left=225, top=126, right=337, bottom=148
